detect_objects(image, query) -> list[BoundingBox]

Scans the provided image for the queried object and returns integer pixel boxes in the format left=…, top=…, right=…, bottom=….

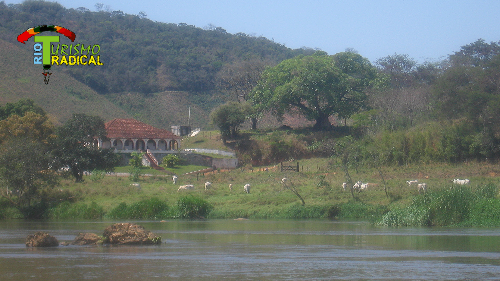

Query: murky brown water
left=1, top=219, right=500, bottom=280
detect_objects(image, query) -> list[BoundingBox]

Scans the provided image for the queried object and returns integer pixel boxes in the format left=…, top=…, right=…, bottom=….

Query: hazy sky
left=7, top=0, right=500, bottom=63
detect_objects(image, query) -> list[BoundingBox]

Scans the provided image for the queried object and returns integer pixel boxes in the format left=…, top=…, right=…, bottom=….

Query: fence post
left=297, top=162, right=299, bottom=172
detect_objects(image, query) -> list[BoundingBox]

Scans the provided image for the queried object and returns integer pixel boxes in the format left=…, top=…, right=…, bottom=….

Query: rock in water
left=71, top=233, right=102, bottom=245
left=26, top=232, right=59, bottom=247
left=102, top=223, right=161, bottom=245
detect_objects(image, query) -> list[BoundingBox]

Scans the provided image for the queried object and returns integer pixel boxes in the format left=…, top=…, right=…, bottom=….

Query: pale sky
left=6, top=0, right=500, bottom=63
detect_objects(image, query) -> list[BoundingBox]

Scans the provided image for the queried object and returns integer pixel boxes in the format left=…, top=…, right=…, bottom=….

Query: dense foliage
left=250, top=52, right=379, bottom=129
left=52, top=113, right=119, bottom=182
left=0, top=1, right=312, bottom=95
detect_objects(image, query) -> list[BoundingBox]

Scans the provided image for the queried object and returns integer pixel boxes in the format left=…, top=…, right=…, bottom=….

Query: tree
left=449, top=39, right=500, bottom=67
left=210, top=101, right=249, bottom=144
left=216, top=59, right=273, bottom=129
left=0, top=137, right=58, bottom=217
left=0, top=99, right=46, bottom=121
left=250, top=52, right=378, bottom=130
left=0, top=112, right=55, bottom=144
left=375, top=53, right=417, bottom=88
left=53, top=114, right=118, bottom=182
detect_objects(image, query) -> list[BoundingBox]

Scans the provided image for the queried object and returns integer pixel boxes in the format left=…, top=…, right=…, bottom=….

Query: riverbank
left=2, top=159, right=500, bottom=226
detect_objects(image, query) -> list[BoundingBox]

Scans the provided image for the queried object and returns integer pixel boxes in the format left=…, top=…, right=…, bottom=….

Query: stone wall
left=116, top=151, right=238, bottom=169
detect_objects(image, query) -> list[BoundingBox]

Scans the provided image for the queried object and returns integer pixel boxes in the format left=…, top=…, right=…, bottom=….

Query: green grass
left=5, top=160, right=500, bottom=225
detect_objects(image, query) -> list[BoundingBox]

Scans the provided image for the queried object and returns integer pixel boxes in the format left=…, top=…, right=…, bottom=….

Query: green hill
left=0, top=1, right=313, bottom=128
left=0, top=38, right=131, bottom=124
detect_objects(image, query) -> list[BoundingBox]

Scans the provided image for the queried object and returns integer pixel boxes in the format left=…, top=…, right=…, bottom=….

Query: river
left=1, top=219, right=499, bottom=280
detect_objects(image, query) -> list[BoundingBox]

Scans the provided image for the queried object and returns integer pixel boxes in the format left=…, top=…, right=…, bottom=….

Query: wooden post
left=297, top=162, right=299, bottom=172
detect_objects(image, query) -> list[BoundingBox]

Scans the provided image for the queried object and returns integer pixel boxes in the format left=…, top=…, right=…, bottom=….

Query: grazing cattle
left=204, top=181, right=212, bottom=190
left=406, top=180, right=418, bottom=186
left=352, top=181, right=362, bottom=192
left=281, top=178, right=288, bottom=184
left=178, top=184, right=194, bottom=191
left=360, top=183, right=369, bottom=190
left=342, top=182, right=348, bottom=191
left=244, top=184, right=251, bottom=194
left=229, top=184, right=233, bottom=191
left=453, top=179, right=470, bottom=185
left=172, top=175, right=178, bottom=184
left=131, top=183, right=141, bottom=190
left=417, top=183, right=427, bottom=193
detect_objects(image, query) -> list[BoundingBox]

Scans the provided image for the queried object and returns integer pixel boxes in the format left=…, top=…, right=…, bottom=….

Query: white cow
left=342, top=182, right=348, bottom=191
left=406, top=180, right=418, bottom=186
left=172, top=175, right=178, bottom=184
left=453, top=179, right=470, bottom=185
left=244, top=184, right=251, bottom=194
left=352, top=181, right=362, bottom=192
left=178, top=184, right=194, bottom=191
left=205, top=181, right=212, bottom=190
left=229, top=183, right=233, bottom=191
left=360, top=183, right=369, bottom=190
left=281, top=178, right=288, bottom=184
left=131, top=183, right=141, bottom=190
left=417, top=183, right=427, bottom=193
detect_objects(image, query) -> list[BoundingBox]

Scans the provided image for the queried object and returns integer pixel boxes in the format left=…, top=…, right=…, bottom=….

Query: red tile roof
left=105, top=119, right=180, bottom=139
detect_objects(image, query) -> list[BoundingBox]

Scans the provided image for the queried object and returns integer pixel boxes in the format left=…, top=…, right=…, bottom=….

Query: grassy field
left=33, top=159, right=500, bottom=225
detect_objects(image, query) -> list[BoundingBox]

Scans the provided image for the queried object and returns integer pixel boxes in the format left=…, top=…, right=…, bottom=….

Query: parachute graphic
left=17, top=25, right=76, bottom=44
left=17, top=25, right=76, bottom=84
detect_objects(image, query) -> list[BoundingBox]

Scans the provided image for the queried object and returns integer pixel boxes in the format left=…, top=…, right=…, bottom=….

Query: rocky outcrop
left=71, top=233, right=103, bottom=245
left=102, top=223, right=161, bottom=245
left=26, top=232, right=59, bottom=247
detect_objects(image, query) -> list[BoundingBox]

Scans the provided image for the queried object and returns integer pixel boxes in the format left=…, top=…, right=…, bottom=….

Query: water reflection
left=1, top=219, right=500, bottom=280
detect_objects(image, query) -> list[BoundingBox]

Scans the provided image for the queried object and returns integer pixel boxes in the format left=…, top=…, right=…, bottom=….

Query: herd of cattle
left=169, top=174, right=471, bottom=194
left=342, top=178, right=471, bottom=194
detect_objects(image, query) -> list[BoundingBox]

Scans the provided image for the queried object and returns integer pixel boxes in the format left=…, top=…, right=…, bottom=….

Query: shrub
left=378, top=185, right=500, bottom=227
left=176, top=195, right=212, bottom=219
left=162, top=154, right=181, bottom=168
left=90, top=169, right=106, bottom=182
left=106, top=198, right=170, bottom=220
left=283, top=204, right=329, bottom=219
left=48, top=201, right=104, bottom=220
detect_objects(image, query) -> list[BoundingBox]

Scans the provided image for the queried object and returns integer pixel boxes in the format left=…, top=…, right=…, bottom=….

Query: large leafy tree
left=0, top=137, right=58, bottom=217
left=0, top=112, right=55, bottom=144
left=53, top=114, right=118, bottom=182
left=250, top=52, right=378, bottom=130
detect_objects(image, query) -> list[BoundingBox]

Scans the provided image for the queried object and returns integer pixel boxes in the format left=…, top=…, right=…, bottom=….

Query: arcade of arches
left=100, top=118, right=181, bottom=152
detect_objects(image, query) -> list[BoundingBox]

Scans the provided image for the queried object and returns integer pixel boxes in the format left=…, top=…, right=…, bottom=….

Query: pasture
left=32, top=159, right=500, bottom=225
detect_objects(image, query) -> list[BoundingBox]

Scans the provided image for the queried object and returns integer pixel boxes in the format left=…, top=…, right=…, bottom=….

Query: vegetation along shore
left=2, top=2, right=500, bottom=228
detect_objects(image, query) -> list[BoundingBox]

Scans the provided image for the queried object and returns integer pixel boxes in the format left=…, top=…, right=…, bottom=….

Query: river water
left=1, top=219, right=500, bottom=280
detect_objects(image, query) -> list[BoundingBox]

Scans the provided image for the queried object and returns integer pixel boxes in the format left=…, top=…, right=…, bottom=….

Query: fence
left=281, top=162, right=299, bottom=172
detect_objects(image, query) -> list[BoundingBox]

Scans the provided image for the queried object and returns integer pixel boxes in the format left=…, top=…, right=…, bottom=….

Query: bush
left=176, top=195, right=212, bottom=219
left=162, top=154, right=182, bottom=168
left=48, top=201, right=104, bottom=220
left=106, top=198, right=170, bottom=220
left=378, top=185, right=500, bottom=227
left=283, top=204, right=330, bottom=219
left=90, top=169, right=106, bottom=182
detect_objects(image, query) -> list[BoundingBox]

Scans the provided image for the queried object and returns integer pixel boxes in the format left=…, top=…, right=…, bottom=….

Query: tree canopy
left=210, top=101, right=250, bottom=143
left=52, top=114, right=118, bottom=182
left=250, top=52, right=378, bottom=129
left=0, top=137, right=58, bottom=217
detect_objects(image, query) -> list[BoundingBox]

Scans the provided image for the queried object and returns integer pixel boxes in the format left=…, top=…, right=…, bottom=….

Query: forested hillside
left=0, top=0, right=317, bottom=127
left=0, top=1, right=312, bottom=93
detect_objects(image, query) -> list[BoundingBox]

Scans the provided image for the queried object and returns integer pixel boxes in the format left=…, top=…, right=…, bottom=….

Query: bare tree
left=216, top=59, right=273, bottom=129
